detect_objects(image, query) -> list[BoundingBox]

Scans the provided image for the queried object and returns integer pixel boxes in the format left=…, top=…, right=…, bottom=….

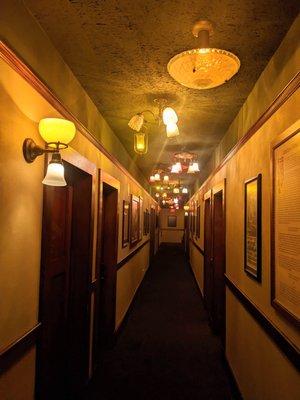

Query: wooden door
left=97, top=182, right=118, bottom=348
left=204, top=196, right=213, bottom=316
left=37, top=162, right=92, bottom=399
left=211, top=189, right=226, bottom=344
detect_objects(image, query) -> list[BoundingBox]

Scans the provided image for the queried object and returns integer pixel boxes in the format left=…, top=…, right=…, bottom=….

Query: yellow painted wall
left=188, top=17, right=300, bottom=400
left=159, top=209, right=185, bottom=244
left=0, top=2, right=158, bottom=397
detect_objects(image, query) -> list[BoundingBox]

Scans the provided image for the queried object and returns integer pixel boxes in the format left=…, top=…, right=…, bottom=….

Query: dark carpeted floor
left=86, top=244, right=236, bottom=400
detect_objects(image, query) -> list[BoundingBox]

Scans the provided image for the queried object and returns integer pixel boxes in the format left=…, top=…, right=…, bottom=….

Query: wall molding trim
left=0, top=323, right=41, bottom=374
left=189, top=238, right=205, bottom=256
left=117, top=239, right=150, bottom=270
left=0, top=40, right=153, bottom=195
left=225, top=275, right=300, bottom=371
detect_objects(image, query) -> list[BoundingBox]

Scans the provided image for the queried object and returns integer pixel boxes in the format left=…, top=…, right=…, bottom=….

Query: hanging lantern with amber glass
left=134, top=131, right=148, bottom=155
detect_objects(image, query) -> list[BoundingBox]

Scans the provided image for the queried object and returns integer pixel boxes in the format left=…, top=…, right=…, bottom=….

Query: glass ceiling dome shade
left=167, top=20, right=240, bottom=90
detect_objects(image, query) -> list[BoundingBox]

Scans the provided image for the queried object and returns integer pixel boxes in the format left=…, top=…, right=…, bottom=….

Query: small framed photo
left=168, top=215, right=177, bottom=228
left=196, top=205, right=200, bottom=238
left=130, top=194, right=140, bottom=247
left=244, top=174, right=262, bottom=281
left=139, top=196, right=143, bottom=241
left=122, top=200, right=130, bottom=248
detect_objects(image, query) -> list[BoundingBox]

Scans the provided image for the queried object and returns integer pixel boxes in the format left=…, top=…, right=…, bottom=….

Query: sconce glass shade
left=163, top=175, right=169, bottom=182
left=166, top=122, right=179, bottom=138
left=176, top=162, right=182, bottom=173
left=42, top=153, right=66, bottom=187
left=134, top=132, right=148, bottom=154
left=173, top=187, right=180, bottom=194
left=171, top=163, right=179, bottom=173
left=162, top=200, right=166, bottom=205
left=150, top=175, right=155, bottom=182
left=187, top=163, right=195, bottom=173
left=39, top=118, right=76, bottom=146
left=185, top=211, right=188, bottom=216
left=162, top=107, right=178, bottom=125
left=155, top=193, right=160, bottom=198
left=174, top=197, right=178, bottom=204
left=182, top=187, right=188, bottom=194
left=128, top=113, right=144, bottom=132
left=192, top=162, right=200, bottom=172
left=154, top=173, right=160, bottom=181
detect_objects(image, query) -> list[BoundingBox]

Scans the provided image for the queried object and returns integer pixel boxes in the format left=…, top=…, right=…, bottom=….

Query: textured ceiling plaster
left=25, top=0, right=298, bottom=187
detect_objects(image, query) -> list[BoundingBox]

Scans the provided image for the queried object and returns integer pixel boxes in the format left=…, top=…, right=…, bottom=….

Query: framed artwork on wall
left=244, top=173, right=262, bottom=281
left=139, top=196, right=143, bottom=241
left=196, top=205, right=200, bottom=238
left=168, top=215, right=177, bottom=228
left=130, top=194, right=140, bottom=247
left=271, top=129, right=300, bottom=325
left=143, top=209, right=150, bottom=235
left=122, top=200, right=130, bottom=247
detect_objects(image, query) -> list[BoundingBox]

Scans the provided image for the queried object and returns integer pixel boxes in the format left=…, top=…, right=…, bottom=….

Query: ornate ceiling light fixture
left=170, top=152, right=200, bottom=174
left=128, top=99, right=179, bottom=151
left=168, top=20, right=240, bottom=90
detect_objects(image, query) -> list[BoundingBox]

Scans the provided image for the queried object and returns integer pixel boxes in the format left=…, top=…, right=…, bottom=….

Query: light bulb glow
left=150, top=175, right=155, bottom=182
left=134, top=132, right=148, bottom=154
left=154, top=173, right=160, bottom=181
left=162, top=107, right=178, bottom=125
left=171, top=163, right=179, bottom=173
left=42, top=162, right=66, bottom=187
left=155, top=193, right=160, bottom=198
left=39, top=118, right=76, bottom=146
left=192, top=162, right=200, bottom=172
left=187, top=163, right=195, bottom=173
left=163, top=175, right=169, bottom=182
left=173, top=187, right=180, bottom=194
left=176, top=162, right=182, bottom=172
left=166, top=122, right=179, bottom=138
left=182, top=187, right=188, bottom=194
left=184, top=205, right=190, bottom=211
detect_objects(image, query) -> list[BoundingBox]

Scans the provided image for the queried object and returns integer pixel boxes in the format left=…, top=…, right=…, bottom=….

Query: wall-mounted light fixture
left=23, top=118, right=76, bottom=186
left=184, top=205, right=190, bottom=211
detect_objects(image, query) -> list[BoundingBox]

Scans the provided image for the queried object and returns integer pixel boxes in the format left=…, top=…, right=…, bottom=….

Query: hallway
left=87, top=245, right=236, bottom=400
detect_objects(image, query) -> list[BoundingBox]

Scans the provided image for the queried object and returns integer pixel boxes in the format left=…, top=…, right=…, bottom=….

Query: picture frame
left=122, top=200, right=130, bottom=248
left=271, top=129, right=300, bottom=325
left=244, top=173, right=262, bottom=281
left=167, top=215, right=177, bottom=228
left=143, top=209, right=150, bottom=235
left=139, top=196, right=143, bottom=241
left=130, top=194, right=140, bottom=247
left=196, top=205, right=200, bottom=238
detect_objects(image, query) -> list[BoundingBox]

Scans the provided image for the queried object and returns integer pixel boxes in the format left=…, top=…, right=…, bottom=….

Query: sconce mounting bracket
left=23, top=138, right=46, bottom=163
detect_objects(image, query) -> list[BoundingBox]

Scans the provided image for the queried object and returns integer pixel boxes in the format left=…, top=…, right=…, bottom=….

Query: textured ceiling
left=25, top=0, right=298, bottom=188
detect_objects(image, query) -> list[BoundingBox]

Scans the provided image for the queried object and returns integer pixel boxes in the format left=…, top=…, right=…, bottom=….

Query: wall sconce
left=154, top=173, right=161, bottom=181
left=163, top=175, right=169, bottom=182
left=134, top=131, right=148, bottom=155
left=182, top=187, right=188, bottom=194
left=184, top=205, right=190, bottom=211
left=23, top=118, right=76, bottom=186
left=150, top=175, right=156, bottom=182
left=173, top=187, right=180, bottom=194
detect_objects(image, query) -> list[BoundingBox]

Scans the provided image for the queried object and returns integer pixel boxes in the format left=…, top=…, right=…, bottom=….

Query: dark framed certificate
left=244, top=174, right=262, bottom=281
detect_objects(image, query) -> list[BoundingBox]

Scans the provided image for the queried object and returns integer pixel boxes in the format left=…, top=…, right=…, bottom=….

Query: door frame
left=37, top=147, right=97, bottom=395
left=94, top=170, right=119, bottom=360
left=203, top=189, right=212, bottom=311
left=211, top=179, right=226, bottom=346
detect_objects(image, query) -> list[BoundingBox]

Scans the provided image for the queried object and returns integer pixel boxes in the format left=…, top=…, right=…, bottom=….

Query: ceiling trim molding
left=0, top=40, right=154, bottom=197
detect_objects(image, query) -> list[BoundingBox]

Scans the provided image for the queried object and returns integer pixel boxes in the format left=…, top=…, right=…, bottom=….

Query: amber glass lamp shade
left=39, top=118, right=76, bottom=147
left=134, top=132, right=148, bottom=155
